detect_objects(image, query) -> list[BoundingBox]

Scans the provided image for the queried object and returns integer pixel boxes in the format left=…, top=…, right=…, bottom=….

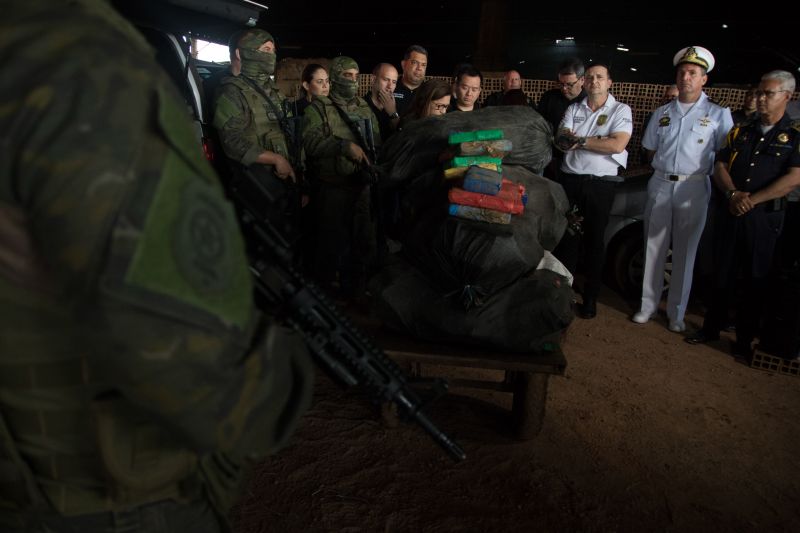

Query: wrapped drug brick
left=448, top=204, right=513, bottom=224
left=447, top=130, right=504, bottom=144
left=462, top=166, right=503, bottom=195
left=458, top=139, right=513, bottom=158
left=443, top=156, right=502, bottom=180
left=448, top=179, right=527, bottom=215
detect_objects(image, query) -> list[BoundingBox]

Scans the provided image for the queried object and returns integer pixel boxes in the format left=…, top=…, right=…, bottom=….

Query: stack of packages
left=444, top=129, right=525, bottom=225
left=371, top=106, right=574, bottom=353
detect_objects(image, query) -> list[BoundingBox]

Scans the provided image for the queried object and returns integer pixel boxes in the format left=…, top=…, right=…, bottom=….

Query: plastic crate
left=751, top=348, right=800, bottom=377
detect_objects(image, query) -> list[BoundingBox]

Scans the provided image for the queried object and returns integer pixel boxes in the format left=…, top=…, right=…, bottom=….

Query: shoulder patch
left=122, top=157, right=252, bottom=330
left=790, top=119, right=800, bottom=132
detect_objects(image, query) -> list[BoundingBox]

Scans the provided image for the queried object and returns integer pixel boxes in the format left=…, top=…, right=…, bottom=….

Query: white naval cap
left=673, top=46, right=715, bottom=72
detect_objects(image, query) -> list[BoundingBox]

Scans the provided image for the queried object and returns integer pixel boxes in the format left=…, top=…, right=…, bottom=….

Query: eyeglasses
left=430, top=102, right=449, bottom=111
left=557, top=80, right=581, bottom=89
left=754, top=89, right=789, bottom=99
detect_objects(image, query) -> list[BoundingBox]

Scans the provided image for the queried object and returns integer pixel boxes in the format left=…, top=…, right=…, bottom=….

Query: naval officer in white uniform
left=632, top=46, right=734, bottom=332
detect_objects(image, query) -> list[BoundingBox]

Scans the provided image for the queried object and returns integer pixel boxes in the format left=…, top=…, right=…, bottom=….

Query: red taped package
left=448, top=179, right=526, bottom=215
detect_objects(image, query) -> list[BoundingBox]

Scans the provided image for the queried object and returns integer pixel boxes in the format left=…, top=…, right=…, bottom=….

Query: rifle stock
left=229, top=169, right=466, bottom=462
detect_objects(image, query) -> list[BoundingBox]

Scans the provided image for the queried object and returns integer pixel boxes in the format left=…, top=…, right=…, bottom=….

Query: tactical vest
left=221, top=76, right=290, bottom=160
left=305, top=96, right=378, bottom=183
left=0, top=331, right=200, bottom=524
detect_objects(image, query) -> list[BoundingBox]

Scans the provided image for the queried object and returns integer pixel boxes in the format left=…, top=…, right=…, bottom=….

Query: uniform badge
left=699, top=116, right=711, bottom=127
left=777, top=133, right=789, bottom=143
left=597, top=114, right=608, bottom=126
left=659, top=116, right=671, bottom=127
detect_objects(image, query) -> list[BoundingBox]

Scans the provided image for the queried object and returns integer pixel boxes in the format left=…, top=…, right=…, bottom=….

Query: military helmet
left=330, top=56, right=359, bottom=78
left=238, top=29, right=275, bottom=52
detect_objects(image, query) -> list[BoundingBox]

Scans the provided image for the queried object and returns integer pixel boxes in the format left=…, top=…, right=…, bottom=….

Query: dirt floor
left=232, top=285, right=800, bottom=532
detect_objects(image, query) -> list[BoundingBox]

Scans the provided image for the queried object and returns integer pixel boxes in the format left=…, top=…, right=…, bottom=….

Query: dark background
left=119, top=0, right=799, bottom=86
left=263, top=1, right=798, bottom=86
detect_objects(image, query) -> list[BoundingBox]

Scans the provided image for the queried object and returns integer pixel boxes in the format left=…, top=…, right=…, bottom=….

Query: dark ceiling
left=117, top=0, right=799, bottom=86
left=260, top=1, right=798, bottom=85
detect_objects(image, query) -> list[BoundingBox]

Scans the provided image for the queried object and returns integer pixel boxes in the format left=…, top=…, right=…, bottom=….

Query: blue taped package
left=462, top=166, right=503, bottom=196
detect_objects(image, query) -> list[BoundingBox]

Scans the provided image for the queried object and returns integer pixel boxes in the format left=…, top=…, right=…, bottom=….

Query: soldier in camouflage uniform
left=0, top=2, right=313, bottom=531
left=213, top=29, right=297, bottom=181
left=303, top=56, right=381, bottom=298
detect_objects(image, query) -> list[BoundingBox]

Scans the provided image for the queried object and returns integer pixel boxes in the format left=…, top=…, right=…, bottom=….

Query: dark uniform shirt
left=536, top=88, right=586, bottom=133
left=482, top=90, right=504, bottom=107
left=714, top=113, right=800, bottom=279
left=446, top=100, right=481, bottom=113
left=536, top=88, right=586, bottom=180
left=364, top=93, right=396, bottom=143
left=393, top=81, right=417, bottom=115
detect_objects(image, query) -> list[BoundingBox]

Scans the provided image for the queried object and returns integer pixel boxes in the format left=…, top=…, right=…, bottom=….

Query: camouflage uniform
left=302, top=57, right=381, bottom=294
left=213, top=30, right=293, bottom=169
left=0, top=2, right=313, bottom=532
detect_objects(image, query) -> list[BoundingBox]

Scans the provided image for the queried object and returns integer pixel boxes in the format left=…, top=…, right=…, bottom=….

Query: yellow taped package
left=444, top=162, right=501, bottom=180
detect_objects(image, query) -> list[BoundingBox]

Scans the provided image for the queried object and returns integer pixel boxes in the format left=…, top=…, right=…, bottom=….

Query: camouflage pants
left=15, top=499, right=223, bottom=533
left=312, top=180, right=375, bottom=296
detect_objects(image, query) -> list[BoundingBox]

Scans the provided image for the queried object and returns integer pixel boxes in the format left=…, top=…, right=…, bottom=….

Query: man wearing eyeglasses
left=395, top=45, right=428, bottom=115
left=537, top=58, right=586, bottom=135
left=554, top=63, right=633, bottom=319
left=686, top=70, right=800, bottom=357
left=632, top=46, right=733, bottom=334
left=537, top=58, right=587, bottom=181
left=448, top=64, right=483, bottom=112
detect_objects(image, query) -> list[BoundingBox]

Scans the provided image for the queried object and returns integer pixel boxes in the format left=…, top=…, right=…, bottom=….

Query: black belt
left=665, top=173, right=705, bottom=181
left=765, top=197, right=788, bottom=213
left=562, top=172, right=622, bottom=183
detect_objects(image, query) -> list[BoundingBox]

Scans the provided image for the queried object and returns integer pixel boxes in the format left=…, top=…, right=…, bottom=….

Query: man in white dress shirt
left=632, top=46, right=734, bottom=332
left=555, top=63, right=633, bottom=319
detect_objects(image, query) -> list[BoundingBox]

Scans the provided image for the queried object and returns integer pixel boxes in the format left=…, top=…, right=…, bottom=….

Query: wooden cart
left=361, top=322, right=568, bottom=440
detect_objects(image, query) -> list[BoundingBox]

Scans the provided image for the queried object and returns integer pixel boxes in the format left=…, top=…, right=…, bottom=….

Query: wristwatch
left=577, top=137, right=587, bottom=148
left=726, top=189, right=738, bottom=200
left=389, top=111, right=399, bottom=119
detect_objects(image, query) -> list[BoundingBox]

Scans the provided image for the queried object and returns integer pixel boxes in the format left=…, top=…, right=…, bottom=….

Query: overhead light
left=630, top=67, right=637, bottom=72
left=519, top=60, right=526, bottom=64
left=721, top=23, right=728, bottom=28
left=555, top=39, right=561, bottom=44
left=616, top=47, right=629, bottom=52
left=564, top=36, right=575, bottom=40
left=242, top=0, right=269, bottom=8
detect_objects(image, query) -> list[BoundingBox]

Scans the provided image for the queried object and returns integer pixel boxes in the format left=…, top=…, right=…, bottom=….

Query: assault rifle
left=228, top=168, right=466, bottom=462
